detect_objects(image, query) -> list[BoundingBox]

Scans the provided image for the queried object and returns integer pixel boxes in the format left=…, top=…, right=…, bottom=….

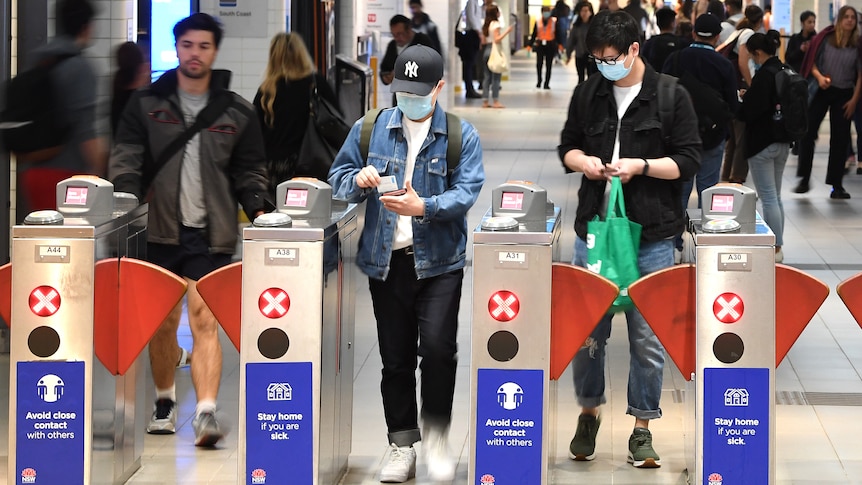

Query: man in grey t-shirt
left=109, top=13, right=270, bottom=447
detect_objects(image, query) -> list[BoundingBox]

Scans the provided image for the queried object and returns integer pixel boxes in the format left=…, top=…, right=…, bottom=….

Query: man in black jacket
left=558, top=9, right=700, bottom=469
left=109, top=13, right=270, bottom=448
left=380, top=15, right=436, bottom=87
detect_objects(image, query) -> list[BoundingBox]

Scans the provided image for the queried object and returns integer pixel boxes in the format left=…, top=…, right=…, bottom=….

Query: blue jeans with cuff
left=571, top=237, right=671, bottom=420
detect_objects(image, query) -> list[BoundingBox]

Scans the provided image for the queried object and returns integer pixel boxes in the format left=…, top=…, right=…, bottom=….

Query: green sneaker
left=628, top=427, right=661, bottom=468
left=568, top=413, right=600, bottom=461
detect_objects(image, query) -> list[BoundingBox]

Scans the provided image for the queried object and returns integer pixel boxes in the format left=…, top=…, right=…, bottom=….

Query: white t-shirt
left=391, top=115, right=432, bottom=250
left=601, top=81, right=642, bottom=215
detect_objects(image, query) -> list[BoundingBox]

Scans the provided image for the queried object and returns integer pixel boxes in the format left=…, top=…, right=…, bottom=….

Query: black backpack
left=767, top=63, right=809, bottom=142
left=668, top=51, right=733, bottom=149
left=0, top=54, right=75, bottom=161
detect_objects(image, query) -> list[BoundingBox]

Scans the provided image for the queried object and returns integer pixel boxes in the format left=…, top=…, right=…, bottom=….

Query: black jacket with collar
left=109, top=69, right=271, bottom=253
left=558, top=64, right=702, bottom=242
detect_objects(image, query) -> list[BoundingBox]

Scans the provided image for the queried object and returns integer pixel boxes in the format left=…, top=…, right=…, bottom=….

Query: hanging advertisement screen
left=151, top=0, right=194, bottom=79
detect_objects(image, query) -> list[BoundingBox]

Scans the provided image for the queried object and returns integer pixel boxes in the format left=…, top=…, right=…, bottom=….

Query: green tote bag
left=586, top=176, right=642, bottom=313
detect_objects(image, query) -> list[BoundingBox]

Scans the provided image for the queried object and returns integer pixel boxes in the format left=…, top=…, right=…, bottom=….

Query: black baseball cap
left=391, top=45, right=444, bottom=96
left=694, top=13, right=722, bottom=38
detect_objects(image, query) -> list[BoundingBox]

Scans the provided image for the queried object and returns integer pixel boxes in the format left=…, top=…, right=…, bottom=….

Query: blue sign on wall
left=245, top=362, right=313, bottom=485
left=703, top=367, right=770, bottom=485
left=16, top=361, right=85, bottom=485
left=474, top=368, right=544, bottom=485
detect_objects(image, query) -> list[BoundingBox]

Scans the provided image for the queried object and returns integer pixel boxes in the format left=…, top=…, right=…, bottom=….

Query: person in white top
left=481, top=4, right=513, bottom=108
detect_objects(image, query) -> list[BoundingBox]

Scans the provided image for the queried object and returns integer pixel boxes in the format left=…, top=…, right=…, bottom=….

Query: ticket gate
left=469, top=181, right=621, bottom=484
left=197, top=178, right=359, bottom=485
left=5, top=176, right=187, bottom=485
left=629, top=184, right=828, bottom=485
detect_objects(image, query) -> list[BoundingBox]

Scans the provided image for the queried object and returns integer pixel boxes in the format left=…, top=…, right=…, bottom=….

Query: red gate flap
left=0, top=263, right=11, bottom=326
left=550, top=263, right=618, bottom=380
left=196, top=262, right=242, bottom=351
left=117, top=258, right=188, bottom=375
left=837, top=272, right=862, bottom=330
left=94, top=259, right=120, bottom=374
left=628, top=264, right=696, bottom=380
left=776, top=264, right=828, bottom=367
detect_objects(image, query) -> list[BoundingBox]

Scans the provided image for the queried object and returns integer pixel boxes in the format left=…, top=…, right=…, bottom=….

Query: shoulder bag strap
left=360, top=108, right=384, bottom=162
left=153, top=92, right=235, bottom=172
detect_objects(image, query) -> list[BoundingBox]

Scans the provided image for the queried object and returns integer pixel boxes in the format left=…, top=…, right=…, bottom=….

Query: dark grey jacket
left=109, top=69, right=271, bottom=253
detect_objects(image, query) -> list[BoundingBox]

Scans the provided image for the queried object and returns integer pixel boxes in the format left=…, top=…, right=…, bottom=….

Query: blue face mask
left=542, top=11, right=551, bottom=19
left=396, top=90, right=436, bottom=120
left=596, top=52, right=633, bottom=82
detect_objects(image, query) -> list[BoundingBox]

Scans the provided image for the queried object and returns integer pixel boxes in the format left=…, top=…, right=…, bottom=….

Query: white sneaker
left=775, top=247, right=784, bottom=264
left=380, top=444, right=416, bottom=483
left=146, top=399, right=177, bottom=434
left=424, top=427, right=455, bottom=481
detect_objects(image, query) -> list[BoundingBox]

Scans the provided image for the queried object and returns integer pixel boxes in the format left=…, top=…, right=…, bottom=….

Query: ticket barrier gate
left=197, top=178, right=359, bottom=485
left=2, top=176, right=187, bottom=485
left=468, top=182, right=619, bottom=484
left=629, top=184, right=828, bottom=485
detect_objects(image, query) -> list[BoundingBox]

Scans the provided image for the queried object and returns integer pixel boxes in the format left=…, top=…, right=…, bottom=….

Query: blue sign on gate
left=245, top=362, right=313, bottom=485
left=16, top=361, right=85, bottom=485
left=703, top=367, right=770, bottom=485
left=474, top=368, right=544, bottom=485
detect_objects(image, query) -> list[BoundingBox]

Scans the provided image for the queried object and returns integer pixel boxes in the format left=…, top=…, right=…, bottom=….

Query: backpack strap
left=361, top=108, right=462, bottom=180
left=657, top=73, right=677, bottom=148
left=445, top=112, right=462, bottom=178
left=360, top=108, right=383, bottom=161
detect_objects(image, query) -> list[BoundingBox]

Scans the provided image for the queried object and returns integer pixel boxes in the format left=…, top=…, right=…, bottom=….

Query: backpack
left=359, top=108, right=462, bottom=180
left=767, top=63, right=809, bottom=142
left=0, top=53, right=76, bottom=161
left=668, top=51, right=733, bottom=149
left=717, top=31, right=748, bottom=90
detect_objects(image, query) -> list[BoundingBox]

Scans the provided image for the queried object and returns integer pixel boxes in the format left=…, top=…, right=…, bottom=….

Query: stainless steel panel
left=694, top=242, right=775, bottom=485
left=238, top=204, right=357, bottom=485
left=468, top=207, right=559, bottom=485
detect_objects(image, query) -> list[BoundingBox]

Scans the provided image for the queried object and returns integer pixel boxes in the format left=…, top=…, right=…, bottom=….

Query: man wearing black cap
left=663, top=13, right=738, bottom=211
left=328, top=45, right=485, bottom=483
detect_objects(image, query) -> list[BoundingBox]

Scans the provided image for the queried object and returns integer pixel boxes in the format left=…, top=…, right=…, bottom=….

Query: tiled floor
left=3, top=51, right=862, bottom=484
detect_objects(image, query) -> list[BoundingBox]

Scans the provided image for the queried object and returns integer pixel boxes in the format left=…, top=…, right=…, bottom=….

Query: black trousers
left=460, top=30, right=481, bottom=93
left=797, top=86, right=853, bottom=187
left=368, top=249, right=463, bottom=446
left=535, top=43, right=556, bottom=86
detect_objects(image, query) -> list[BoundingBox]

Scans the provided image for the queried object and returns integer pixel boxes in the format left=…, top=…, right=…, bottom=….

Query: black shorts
left=147, top=226, right=232, bottom=281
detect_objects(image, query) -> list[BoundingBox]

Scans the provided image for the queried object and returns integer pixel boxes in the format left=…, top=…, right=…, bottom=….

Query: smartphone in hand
left=382, top=188, right=407, bottom=197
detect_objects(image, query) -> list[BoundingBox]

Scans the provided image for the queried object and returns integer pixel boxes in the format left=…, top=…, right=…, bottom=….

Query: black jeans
left=535, top=43, right=556, bottom=86
left=797, top=86, right=853, bottom=187
left=368, top=249, right=463, bottom=446
left=460, top=30, right=481, bottom=93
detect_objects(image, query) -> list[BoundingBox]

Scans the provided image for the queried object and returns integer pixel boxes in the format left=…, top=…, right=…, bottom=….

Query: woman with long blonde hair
left=253, top=32, right=338, bottom=193
left=794, top=4, right=861, bottom=197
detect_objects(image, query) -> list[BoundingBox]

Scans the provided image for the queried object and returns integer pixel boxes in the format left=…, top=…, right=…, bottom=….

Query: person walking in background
left=460, top=0, right=484, bottom=99
left=738, top=31, right=790, bottom=262
left=642, top=8, right=681, bottom=71
left=20, top=0, right=106, bottom=212
left=253, top=32, right=338, bottom=194
left=328, top=45, right=485, bottom=483
left=786, top=11, right=816, bottom=73
left=552, top=0, right=572, bottom=61
left=380, top=15, right=436, bottom=90
left=717, top=4, right=763, bottom=184
left=110, top=13, right=272, bottom=447
left=558, top=10, right=701, bottom=469
left=482, top=4, right=513, bottom=108
left=663, top=13, right=737, bottom=212
left=409, top=0, right=441, bottom=54
left=794, top=5, right=862, bottom=198
left=530, top=5, right=560, bottom=89
left=111, top=41, right=148, bottom=138
left=718, top=0, right=743, bottom=44
left=567, top=1, right=597, bottom=85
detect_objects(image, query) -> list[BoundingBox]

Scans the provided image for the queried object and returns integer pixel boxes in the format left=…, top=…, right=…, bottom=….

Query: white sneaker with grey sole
left=380, top=444, right=416, bottom=483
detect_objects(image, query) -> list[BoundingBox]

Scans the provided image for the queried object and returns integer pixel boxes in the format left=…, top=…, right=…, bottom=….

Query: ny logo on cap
left=404, top=60, right=419, bottom=78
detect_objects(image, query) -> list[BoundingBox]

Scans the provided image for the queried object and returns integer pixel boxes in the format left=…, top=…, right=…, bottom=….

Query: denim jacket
left=328, top=106, right=485, bottom=280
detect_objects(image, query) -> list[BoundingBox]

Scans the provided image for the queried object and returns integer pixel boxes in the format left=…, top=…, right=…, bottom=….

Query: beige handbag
left=487, top=42, right=507, bottom=74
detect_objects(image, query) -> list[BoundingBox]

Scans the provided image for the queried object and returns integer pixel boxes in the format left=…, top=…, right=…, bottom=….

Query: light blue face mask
left=396, top=90, right=436, bottom=120
left=596, top=52, right=633, bottom=82
left=542, top=11, right=551, bottom=19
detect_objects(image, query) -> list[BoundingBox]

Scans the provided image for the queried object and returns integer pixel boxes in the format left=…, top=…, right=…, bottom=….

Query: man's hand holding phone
left=379, top=180, right=424, bottom=217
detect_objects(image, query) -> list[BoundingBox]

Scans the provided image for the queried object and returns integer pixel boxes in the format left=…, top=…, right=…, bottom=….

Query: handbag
left=487, top=42, right=507, bottom=74
left=295, top=76, right=351, bottom=181
left=586, top=176, right=642, bottom=313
